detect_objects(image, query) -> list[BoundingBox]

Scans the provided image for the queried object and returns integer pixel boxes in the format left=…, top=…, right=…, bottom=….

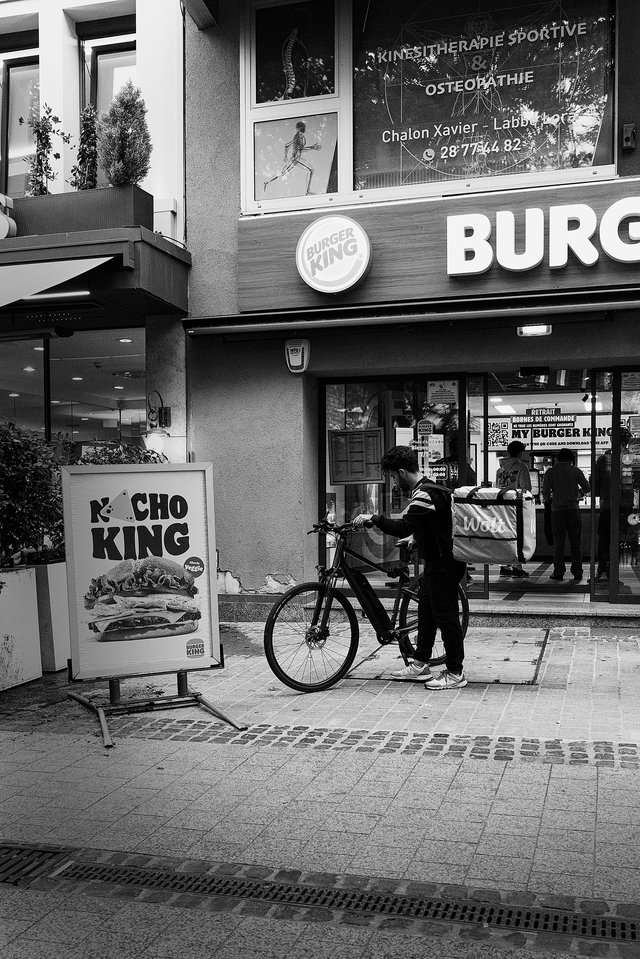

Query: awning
left=0, top=256, right=112, bottom=309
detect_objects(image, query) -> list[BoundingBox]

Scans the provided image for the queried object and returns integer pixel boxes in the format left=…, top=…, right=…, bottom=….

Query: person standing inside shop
left=352, top=445, right=468, bottom=690
left=495, top=439, right=532, bottom=578
left=543, top=448, right=591, bottom=583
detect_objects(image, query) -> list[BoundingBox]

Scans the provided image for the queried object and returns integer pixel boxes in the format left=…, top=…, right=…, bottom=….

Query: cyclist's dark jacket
left=371, top=478, right=453, bottom=562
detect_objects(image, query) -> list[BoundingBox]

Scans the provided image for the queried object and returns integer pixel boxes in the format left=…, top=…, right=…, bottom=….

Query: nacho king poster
left=61, top=463, right=220, bottom=681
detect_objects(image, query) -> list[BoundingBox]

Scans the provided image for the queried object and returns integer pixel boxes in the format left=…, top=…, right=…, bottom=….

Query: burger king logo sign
left=296, top=215, right=371, bottom=293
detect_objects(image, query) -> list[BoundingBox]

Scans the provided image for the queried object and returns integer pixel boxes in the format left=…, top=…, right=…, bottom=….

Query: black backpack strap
left=420, top=480, right=452, bottom=557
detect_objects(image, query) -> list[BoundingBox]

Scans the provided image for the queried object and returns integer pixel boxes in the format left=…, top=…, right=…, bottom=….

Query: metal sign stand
left=68, top=667, right=247, bottom=748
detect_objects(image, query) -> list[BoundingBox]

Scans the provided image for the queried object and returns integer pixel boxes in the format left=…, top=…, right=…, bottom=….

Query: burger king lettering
left=296, top=215, right=371, bottom=293
left=447, top=197, right=640, bottom=276
left=90, top=490, right=190, bottom=561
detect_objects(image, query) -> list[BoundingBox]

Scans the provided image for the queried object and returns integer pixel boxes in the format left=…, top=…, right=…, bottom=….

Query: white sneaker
left=424, top=669, right=467, bottom=690
left=390, top=660, right=433, bottom=681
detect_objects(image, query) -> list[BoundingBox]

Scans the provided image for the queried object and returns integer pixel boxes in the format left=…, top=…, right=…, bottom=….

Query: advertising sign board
left=489, top=414, right=612, bottom=451
left=62, top=463, right=220, bottom=681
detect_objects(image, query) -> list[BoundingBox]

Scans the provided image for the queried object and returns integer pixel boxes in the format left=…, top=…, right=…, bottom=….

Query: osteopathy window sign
left=296, top=215, right=371, bottom=293
left=447, top=198, right=640, bottom=276
left=61, top=463, right=220, bottom=681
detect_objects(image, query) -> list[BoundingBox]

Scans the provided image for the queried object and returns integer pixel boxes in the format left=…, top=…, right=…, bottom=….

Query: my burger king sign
left=296, top=215, right=371, bottom=293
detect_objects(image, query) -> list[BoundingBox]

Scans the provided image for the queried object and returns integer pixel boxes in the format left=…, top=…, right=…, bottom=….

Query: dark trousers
left=415, top=555, right=466, bottom=674
left=551, top=508, right=583, bottom=578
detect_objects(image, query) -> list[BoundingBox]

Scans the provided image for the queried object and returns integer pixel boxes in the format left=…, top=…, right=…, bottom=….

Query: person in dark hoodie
left=543, top=447, right=591, bottom=583
left=495, top=440, right=532, bottom=578
left=352, top=445, right=468, bottom=690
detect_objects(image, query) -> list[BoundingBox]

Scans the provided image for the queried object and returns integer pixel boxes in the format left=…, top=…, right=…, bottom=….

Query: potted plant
left=97, top=80, right=152, bottom=187
left=69, top=104, right=98, bottom=191
left=12, top=89, right=154, bottom=235
left=19, top=103, right=71, bottom=197
left=0, top=421, right=167, bottom=679
left=0, top=421, right=64, bottom=689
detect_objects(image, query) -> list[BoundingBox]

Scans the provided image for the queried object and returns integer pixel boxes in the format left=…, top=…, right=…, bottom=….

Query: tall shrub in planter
left=69, top=104, right=98, bottom=190
left=97, top=81, right=152, bottom=186
left=19, top=103, right=71, bottom=196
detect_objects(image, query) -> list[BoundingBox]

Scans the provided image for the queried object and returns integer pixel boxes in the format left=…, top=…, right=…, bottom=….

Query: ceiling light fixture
left=25, top=290, right=91, bottom=301
left=22, top=366, right=36, bottom=372
left=33, top=346, right=45, bottom=352
left=114, top=385, right=125, bottom=390
left=9, top=392, right=19, bottom=397
left=494, top=404, right=517, bottom=415
left=517, top=324, right=552, bottom=337
left=119, top=337, right=132, bottom=343
left=72, top=376, right=83, bottom=381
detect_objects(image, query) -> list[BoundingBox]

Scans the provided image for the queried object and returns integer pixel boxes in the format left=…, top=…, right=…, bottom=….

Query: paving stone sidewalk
left=0, top=623, right=639, bottom=958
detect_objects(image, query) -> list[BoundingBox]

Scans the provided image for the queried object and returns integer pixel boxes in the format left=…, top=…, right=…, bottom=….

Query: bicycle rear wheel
left=264, top=582, right=359, bottom=692
left=398, top=577, right=469, bottom=667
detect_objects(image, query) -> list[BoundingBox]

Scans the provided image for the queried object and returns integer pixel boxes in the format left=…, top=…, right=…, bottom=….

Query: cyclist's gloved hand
left=352, top=513, right=374, bottom=529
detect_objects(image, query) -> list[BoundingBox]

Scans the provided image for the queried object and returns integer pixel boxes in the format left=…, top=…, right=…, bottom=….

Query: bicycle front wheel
left=398, top=577, right=469, bottom=667
left=264, top=583, right=360, bottom=692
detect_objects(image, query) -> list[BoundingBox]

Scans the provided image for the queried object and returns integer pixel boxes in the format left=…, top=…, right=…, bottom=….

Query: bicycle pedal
left=376, top=634, right=394, bottom=646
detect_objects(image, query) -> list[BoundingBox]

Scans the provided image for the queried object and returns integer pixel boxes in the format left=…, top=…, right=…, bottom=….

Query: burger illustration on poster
left=62, top=466, right=220, bottom=679
left=83, top=556, right=201, bottom=643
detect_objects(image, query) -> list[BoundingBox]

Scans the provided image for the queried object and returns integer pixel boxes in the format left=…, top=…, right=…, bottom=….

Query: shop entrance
left=322, top=369, right=639, bottom=606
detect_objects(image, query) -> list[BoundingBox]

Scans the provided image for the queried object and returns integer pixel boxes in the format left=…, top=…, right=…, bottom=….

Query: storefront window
left=2, top=60, right=39, bottom=197
left=0, top=339, right=45, bottom=430
left=353, top=0, right=614, bottom=191
left=255, top=1, right=335, bottom=103
left=81, top=36, right=136, bottom=187
left=255, top=112, right=338, bottom=200
left=0, top=329, right=145, bottom=445
left=243, top=0, right=615, bottom=212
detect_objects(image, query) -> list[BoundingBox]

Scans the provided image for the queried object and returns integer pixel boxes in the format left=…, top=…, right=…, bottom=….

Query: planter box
left=12, top=185, right=153, bottom=236
left=35, top=562, right=71, bottom=673
left=0, top=568, right=42, bottom=690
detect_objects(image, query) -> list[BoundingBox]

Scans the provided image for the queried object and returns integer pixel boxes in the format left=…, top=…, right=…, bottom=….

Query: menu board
left=329, top=429, right=384, bottom=484
left=353, top=0, right=613, bottom=190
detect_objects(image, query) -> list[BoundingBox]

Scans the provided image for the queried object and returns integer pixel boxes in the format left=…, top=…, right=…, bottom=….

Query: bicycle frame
left=316, top=529, right=418, bottom=647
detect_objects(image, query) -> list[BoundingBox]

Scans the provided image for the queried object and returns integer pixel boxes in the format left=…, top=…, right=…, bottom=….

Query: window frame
left=88, top=40, right=136, bottom=110
left=0, top=54, right=39, bottom=197
left=241, top=0, right=618, bottom=216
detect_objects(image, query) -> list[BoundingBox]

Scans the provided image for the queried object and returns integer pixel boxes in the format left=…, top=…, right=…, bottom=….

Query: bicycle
left=263, top=518, right=469, bottom=692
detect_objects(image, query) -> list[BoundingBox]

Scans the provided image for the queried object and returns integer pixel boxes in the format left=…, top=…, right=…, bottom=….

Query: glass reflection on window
left=6, top=62, right=39, bottom=197
left=255, top=1, right=335, bottom=104
left=255, top=112, right=338, bottom=200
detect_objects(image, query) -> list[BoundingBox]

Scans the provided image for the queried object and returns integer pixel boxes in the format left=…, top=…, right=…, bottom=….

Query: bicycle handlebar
left=307, top=520, right=356, bottom=536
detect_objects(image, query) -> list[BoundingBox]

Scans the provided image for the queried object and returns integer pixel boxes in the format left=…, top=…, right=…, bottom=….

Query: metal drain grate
left=0, top=845, right=69, bottom=885
left=53, top=860, right=637, bottom=941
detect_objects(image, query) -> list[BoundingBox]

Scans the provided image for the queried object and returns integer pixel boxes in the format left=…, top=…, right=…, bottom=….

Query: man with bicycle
left=353, top=445, right=468, bottom=690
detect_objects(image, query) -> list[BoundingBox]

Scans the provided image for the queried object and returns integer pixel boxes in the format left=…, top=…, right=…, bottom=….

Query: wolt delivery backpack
left=451, top=485, right=536, bottom=564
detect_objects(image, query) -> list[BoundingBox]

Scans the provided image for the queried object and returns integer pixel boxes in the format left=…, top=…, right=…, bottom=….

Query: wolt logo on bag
left=452, top=485, right=536, bottom=564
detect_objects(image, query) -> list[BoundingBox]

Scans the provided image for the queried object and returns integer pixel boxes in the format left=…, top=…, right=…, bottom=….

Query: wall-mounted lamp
left=147, top=390, right=171, bottom=432
left=517, top=324, right=552, bottom=337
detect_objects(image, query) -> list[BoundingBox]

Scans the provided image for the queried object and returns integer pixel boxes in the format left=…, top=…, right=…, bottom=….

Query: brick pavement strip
left=1, top=625, right=640, bottom=957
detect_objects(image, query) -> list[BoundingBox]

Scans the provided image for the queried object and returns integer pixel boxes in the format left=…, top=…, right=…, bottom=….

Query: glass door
left=322, top=376, right=466, bottom=588
left=609, top=371, right=640, bottom=602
